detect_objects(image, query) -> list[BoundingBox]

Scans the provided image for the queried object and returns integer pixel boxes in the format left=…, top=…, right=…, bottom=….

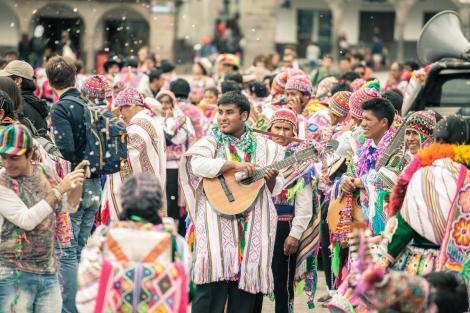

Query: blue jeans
left=56, top=247, right=78, bottom=313
left=0, top=267, right=62, bottom=313
left=70, top=177, right=101, bottom=260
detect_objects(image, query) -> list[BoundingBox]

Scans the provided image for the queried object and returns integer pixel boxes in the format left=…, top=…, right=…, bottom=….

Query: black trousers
left=192, top=281, right=258, bottom=313
left=320, top=198, right=334, bottom=290
left=166, top=168, right=186, bottom=236
left=273, top=220, right=297, bottom=313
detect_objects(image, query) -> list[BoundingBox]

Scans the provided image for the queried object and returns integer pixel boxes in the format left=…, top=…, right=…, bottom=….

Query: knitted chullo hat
left=328, top=91, right=352, bottom=118
left=315, top=76, right=338, bottom=98
left=271, top=69, right=305, bottom=96
left=268, top=108, right=298, bottom=136
left=405, top=110, right=436, bottom=147
left=349, top=88, right=381, bottom=119
left=350, top=78, right=366, bottom=91
left=285, top=75, right=312, bottom=97
left=81, top=75, right=111, bottom=100
left=0, top=124, right=33, bottom=156
left=114, top=88, right=144, bottom=107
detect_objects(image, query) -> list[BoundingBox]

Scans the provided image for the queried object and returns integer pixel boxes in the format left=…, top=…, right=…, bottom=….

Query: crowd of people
left=0, top=42, right=468, bottom=313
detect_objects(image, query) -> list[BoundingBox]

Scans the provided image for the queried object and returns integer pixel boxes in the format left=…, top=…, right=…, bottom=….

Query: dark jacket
left=50, top=88, right=87, bottom=167
left=21, top=90, right=49, bottom=137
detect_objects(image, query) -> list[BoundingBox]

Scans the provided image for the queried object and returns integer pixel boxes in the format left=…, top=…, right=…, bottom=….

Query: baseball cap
left=0, top=124, right=33, bottom=156
left=0, top=60, right=35, bottom=80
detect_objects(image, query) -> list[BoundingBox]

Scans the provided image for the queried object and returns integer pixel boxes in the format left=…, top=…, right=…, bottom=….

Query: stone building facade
left=1, top=0, right=469, bottom=71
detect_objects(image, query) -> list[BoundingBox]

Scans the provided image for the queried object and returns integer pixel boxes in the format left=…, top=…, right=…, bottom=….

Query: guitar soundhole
left=240, top=179, right=252, bottom=186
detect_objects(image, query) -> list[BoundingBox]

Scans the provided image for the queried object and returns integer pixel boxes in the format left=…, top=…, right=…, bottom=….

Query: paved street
left=261, top=271, right=330, bottom=313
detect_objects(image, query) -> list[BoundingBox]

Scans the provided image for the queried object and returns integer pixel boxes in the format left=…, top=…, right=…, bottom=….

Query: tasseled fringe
left=332, top=241, right=341, bottom=277
left=192, top=250, right=240, bottom=285
left=462, top=258, right=470, bottom=283
left=193, top=256, right=211, bottom=284
left=287, top=177, right=305, bottom=201
left=372, top=188, right=387, bottom=234
left=185, top=224, right=194, bottom=252
left=239, top=264, right=274, bottom=294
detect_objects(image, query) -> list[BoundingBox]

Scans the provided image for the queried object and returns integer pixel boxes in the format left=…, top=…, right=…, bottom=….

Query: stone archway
left=30, top=3, right=85, bottom=58
left=97, top=7, right=150, bottom=57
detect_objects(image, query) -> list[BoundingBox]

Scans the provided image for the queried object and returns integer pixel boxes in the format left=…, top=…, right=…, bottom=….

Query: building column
left=239, top=0, right=278, bottom=66
left=83, top=15, right=98, bottom=73
left=149, top=1, right=176, bottom=61
left=390, top=0, right=417, bottom=62
left=328, top=0, right=345, bottom=60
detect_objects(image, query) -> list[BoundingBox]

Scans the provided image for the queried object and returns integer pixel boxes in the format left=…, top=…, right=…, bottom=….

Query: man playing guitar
left=179, top=91, right=283, bottom=313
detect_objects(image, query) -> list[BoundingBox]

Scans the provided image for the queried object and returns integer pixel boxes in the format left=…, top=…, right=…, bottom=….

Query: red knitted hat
left=268, top=108, right=298, bottom=135
left=328, top=91, right=352, bottom=118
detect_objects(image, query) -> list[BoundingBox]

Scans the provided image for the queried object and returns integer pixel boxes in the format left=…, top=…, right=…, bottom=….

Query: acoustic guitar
left=203, top=146, right=318, bottom=215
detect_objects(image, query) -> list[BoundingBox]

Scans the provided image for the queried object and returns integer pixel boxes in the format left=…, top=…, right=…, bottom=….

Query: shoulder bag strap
left=93, top=259, right=113, bottom=313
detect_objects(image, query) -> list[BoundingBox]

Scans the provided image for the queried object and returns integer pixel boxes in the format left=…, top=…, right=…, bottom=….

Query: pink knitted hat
left=349, top=88, right=381, bottom=119
left=315, top=76, right=338, bottom=98
left=114, top=87, right=145, bottom=107
left=81, top=75, right=111, bottom=99
left=271, top=68, right=306, bottom=96
left=285, top=75, right=312, bottom=97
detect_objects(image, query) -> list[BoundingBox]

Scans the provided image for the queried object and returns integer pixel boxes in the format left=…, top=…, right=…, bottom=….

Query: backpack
left=76, top=221, right=189, bottom=313
left=62, top=96, right=127, bottom=175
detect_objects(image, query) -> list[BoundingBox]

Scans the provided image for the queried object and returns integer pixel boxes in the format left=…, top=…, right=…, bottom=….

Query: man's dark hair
left=3, top=50, right=18, bottom=58
left=204, top=86, right=219, bottom=98
left=169, top=78, right=190, bottom=99
left=0, top=89, right=16, bottom=120
left=10, top=75, right=36, bottom=93
left=0, top=76, right=22, bottom=113
left=404, top=60, right=420, bottom=71
left=75, top=60, right=84, bottom=74
left=424, top=272, right=468, bottom=313
left=361, top=98, right=395, bottom=127
left=339, top=55, right=351, bottom=63
left=159, top=59, right=175, bottom=73
left=224, top=72, right=243, bottom=85
left=352, top=53, right=364, bottom=61
left=221, top=80, right=241, bottom=94
left=331, top=82, right=353, bottom=94
left=218, top=91, right=250, bottom=116
left=149, top=69, right=163, bottom=83
left=263, top=75, right=274, bottom=89
left=119, top=173, right=163, bottom=225
left=248, top=81, right=269, bottom=98
left=339, top=71, right=360, bottom=83
left=124, top=57, right=139, bottom=68
left=45, top=56, right=76, bottom=90
left=382, top=90, right=403, bottom=113
left=352, top=63, right=366, bottom=71
left=435, top=115, right=470, bottom=144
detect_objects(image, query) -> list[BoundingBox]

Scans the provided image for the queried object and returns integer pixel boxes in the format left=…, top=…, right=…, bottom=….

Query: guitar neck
left=247, top=153, right=308, bottom=182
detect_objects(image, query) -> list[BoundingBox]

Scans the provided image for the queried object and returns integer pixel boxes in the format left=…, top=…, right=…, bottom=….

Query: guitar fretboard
left=241, top=149, right=315, bottom=184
